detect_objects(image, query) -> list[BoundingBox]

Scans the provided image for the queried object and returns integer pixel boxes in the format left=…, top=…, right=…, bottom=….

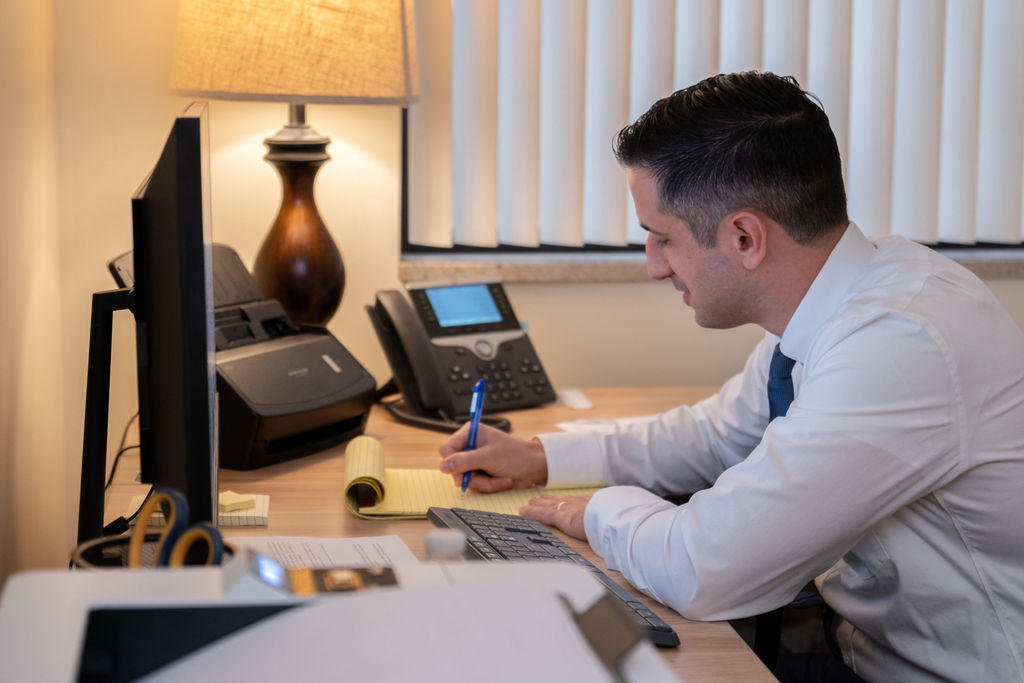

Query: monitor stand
left=78, top=287, right=133, bottom=547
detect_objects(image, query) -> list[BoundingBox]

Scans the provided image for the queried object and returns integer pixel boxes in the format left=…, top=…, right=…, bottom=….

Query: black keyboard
left=426, top=507, right=680, bottom=648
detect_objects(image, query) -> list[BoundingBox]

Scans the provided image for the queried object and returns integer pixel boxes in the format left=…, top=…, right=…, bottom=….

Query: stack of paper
left=127, top=493, right=269, bottom=527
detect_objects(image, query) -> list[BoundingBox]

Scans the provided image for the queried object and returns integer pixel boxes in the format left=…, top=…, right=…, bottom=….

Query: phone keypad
left=440, top=339, right=554, bottom=412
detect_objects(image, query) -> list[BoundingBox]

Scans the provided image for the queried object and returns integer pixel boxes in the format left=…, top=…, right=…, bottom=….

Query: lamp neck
left=264, top=103, right=330, bottom=155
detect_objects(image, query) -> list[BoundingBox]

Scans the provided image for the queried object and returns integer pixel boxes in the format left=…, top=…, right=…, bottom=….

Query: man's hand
left=519, top=495, right=590, bottom=541
left=438, top=423, right=548, bottom=492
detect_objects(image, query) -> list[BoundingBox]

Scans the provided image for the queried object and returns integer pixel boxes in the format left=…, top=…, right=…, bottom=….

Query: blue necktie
left=768, top=343, right=796, bottom=421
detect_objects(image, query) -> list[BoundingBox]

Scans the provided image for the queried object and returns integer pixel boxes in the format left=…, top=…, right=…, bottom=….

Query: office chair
left=752, top=588, right=826, bottom=672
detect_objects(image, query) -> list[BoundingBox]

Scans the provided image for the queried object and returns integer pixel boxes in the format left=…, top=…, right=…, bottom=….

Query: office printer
left=210, top=245, right=376, bottom=469
left=110, top=244, right=376, bottom=470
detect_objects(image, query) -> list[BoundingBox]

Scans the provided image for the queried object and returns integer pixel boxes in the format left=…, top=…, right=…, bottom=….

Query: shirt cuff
left=536, top=430, right=610, bottom=488
left=584, top=485, right=674, bottom=569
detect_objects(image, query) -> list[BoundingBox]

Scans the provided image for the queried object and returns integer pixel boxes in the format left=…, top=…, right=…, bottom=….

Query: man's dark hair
left=614, top=71, right=848, bottom=247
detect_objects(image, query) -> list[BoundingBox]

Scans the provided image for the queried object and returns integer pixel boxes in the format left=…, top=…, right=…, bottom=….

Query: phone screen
left=424, top=284, right=502, bottom=328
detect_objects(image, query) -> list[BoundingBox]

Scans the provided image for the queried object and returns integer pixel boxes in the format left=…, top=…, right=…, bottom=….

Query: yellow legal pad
left=343, top=435, right=601, bottom=520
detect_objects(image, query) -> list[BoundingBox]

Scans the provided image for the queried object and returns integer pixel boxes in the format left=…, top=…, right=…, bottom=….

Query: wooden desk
left=109, top=387, right=772, bottom=681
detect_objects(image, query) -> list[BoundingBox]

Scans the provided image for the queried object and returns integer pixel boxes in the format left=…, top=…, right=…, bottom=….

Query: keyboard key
left=648, top=619, right=674, bottom=633
left=630, top=610, right=652, bottom=622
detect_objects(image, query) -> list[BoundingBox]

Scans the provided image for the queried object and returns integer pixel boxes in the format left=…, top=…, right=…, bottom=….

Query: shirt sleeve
left=583, top=313, right=964, bottom=621
left=540, top=335, right=776, bottom=493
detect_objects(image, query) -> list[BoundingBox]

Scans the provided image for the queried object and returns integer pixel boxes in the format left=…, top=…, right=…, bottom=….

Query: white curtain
left=407, top=0, right=1024, bottom=248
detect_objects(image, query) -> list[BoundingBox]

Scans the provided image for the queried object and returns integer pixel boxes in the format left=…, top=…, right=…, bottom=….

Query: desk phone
left=367, top=283, right=556, bottom=427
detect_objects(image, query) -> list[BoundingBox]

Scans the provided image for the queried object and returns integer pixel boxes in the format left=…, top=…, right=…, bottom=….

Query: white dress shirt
left=539, top=224, right=1024, bottom=682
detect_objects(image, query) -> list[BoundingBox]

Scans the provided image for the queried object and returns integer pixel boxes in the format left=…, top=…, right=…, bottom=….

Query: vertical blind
left=407, top=0, right=1024, bottom=249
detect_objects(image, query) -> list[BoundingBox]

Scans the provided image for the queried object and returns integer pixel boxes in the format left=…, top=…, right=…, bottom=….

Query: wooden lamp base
left=253, top=104, right=344, bottom=326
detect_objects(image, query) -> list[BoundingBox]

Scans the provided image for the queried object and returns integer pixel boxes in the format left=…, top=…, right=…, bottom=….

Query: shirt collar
left=779, top=222, right=876, bottom=364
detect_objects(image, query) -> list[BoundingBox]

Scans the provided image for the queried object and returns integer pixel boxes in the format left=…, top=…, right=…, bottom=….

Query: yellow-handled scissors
left=128, top=488, right=225, bottom=567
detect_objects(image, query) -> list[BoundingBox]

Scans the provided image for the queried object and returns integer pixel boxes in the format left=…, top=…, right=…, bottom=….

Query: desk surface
left=109, top=386, right=772, bottom=681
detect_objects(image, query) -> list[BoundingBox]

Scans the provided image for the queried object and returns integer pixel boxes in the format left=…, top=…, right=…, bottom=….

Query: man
left=438, top=72, right=1024, bottom=682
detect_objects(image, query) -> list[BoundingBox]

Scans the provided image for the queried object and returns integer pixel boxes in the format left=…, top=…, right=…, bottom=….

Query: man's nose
left=645, top=237, right=670, bottom=280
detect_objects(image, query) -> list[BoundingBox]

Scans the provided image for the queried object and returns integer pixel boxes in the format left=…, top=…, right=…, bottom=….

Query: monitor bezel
left=129, top=100, right=217, bottom=524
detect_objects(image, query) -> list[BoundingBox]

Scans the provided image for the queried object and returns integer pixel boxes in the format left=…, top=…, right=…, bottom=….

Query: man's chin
left=693, top=308, right=745, bottom=330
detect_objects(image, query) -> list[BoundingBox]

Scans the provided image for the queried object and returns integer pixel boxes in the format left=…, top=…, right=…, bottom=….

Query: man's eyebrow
left=639, top=223, right=663, bottom=235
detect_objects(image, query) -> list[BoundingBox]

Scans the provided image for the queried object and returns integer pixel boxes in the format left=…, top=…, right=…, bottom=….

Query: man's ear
left=724, top=211, right=768, bottom=270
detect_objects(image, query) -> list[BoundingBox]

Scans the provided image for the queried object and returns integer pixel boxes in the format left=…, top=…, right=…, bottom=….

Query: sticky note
left=219, top=490, right=255, bottom=512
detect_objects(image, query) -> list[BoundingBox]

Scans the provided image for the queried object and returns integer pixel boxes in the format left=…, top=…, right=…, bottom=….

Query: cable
left=99, top=485, right=154, bottom=537
left=382, top=398, right=511, bottom=434
left=104, top=444, right=139, bottom=490
left=70, top=413, right=150, bottom=566
left=96, top=411, right=142, bottom=539
left=104, top=411, right=139, bottom=491
left=124, top=486, right=155, bottom=524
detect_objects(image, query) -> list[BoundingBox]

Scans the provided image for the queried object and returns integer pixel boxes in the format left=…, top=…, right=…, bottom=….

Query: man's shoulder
left=809, top=239, right=1024, bottom=371
left=836, top=237, right=995, bottom=324
left=859, top=236, right=983, bottom=297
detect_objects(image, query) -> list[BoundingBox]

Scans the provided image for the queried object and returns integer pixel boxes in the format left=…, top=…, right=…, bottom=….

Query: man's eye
left=657, top=238, right=670, bottom=247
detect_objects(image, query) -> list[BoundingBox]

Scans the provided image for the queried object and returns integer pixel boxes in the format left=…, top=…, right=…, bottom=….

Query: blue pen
left=462, top=379, right=486, bottom=493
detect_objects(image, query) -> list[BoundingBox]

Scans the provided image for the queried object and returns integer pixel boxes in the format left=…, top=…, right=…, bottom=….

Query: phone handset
left=368, top=289, right=452, bottom=414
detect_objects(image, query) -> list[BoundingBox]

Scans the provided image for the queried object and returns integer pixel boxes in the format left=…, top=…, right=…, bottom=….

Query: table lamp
left=170, top=0, right=418, bottom=325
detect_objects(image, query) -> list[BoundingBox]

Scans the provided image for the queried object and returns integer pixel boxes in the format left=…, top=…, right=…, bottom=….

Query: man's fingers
left=519, top=496, right=558, bottom=522
left=519, top=495, right=589, bottom=541
left=438, top=423, right=472, bottom=458
left=439, top=444, right=499, bottom=476
left=439, top=450, right=475, bottom=475
left=440, top=450, right=510, bottom=489
left=523, top=495, right=560, bottom=512
left=439, top=452, right=471, bottom=476
left=447, top=470, right=512, bottom=493
left=471, top=475, right=513, bottom=493
left=520, top=505, right=560, bottom=529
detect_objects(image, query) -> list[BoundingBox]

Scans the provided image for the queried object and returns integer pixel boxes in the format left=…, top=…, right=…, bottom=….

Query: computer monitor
left=76, top=102, right=217, bottom=548
left=128, top=101, right=217, bottom=523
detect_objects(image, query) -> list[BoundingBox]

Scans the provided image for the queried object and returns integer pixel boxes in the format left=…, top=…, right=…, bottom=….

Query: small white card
left=557, top=388, right=594, bottom=410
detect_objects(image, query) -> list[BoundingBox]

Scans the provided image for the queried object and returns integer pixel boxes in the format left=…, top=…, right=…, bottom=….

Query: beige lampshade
left=170, top=0, right=419, bottom=105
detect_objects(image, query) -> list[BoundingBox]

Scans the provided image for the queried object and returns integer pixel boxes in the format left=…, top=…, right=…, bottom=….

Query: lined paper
left=362, top=468, right=598, bottom=519
left=343, top=436, right=600, bottom=520
left=220, top=494, right=269, bottom=527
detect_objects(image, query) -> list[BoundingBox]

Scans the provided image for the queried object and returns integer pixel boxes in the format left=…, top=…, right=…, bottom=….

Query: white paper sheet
left=227, top=535, right=419, bottom=568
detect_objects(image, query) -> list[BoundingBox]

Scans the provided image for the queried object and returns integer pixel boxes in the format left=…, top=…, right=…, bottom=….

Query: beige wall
left=52, top=0, right=184, bottom=566
left=0, top=0, right=66, bottom=577
left=4, top=0, right=1024, bottom=579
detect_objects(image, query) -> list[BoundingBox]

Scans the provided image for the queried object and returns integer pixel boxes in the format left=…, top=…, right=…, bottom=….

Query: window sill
left=399, top=250, right=1024, bottom=284
left=932, top=249, right=1024, bottom=279
left=399, top=251, right=648, bottom=283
